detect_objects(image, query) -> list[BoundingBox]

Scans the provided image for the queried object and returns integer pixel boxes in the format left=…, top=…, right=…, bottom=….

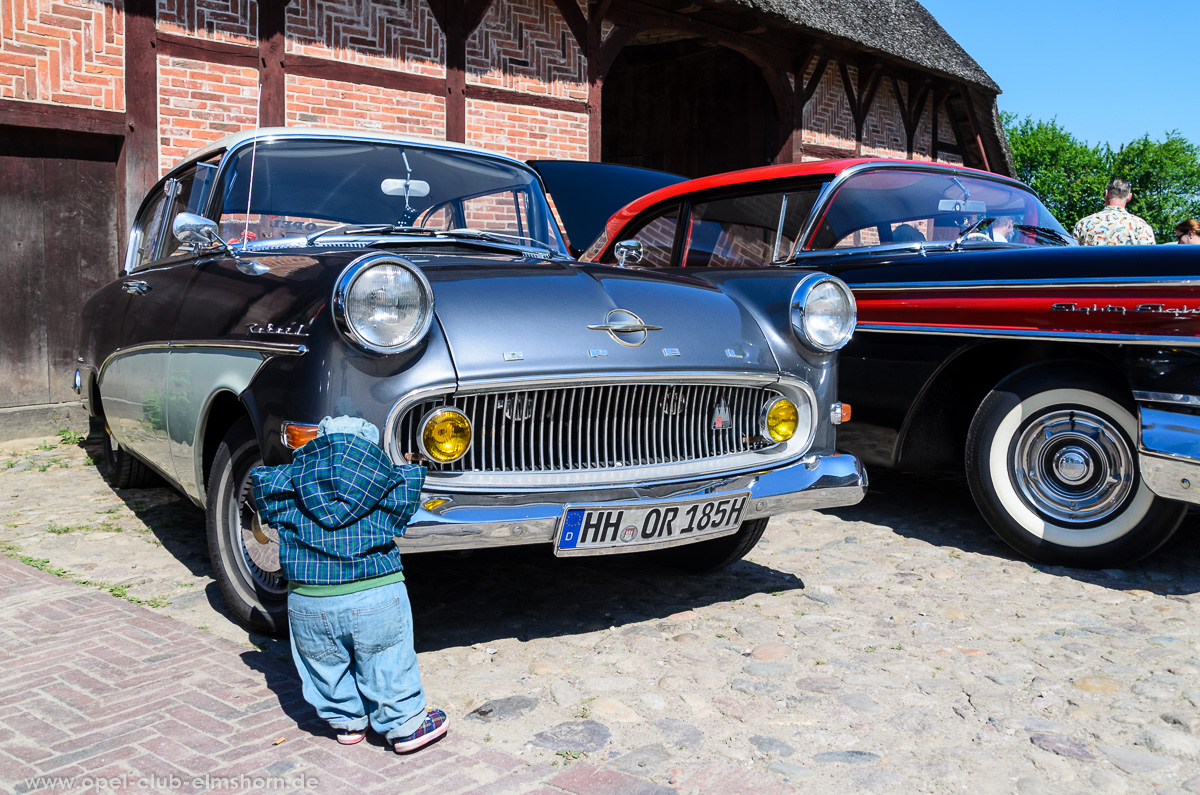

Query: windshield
left=806, top=168, right=1073, bottom=251
left=213, top=138, right=569, bottom=254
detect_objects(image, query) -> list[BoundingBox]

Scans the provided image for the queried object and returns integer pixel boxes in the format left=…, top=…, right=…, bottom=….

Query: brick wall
left=466, top=99, right=587, bottom=160
left=800, top=59, right=855, bottom=152
left=0, top=0, right=124, bottom=110
left=158, top=56, right=259, bottom=172
left=287, top=0, right=444, bottom=79
left=467, top=0, right=586, bottom=100
left=287, top=75, right=446, bottom=139
left=157, top=0, right=256, bottom=44
left=861, top=79, right=906, bottom=159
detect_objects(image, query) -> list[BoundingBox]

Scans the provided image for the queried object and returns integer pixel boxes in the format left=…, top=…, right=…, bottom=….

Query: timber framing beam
left=0, top=99, right=126, bottom=137
left=429, top=0, right=497, bottom=143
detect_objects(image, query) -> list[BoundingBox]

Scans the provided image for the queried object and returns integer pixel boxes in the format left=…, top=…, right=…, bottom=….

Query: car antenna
left=242, top=99, right=261, bottom=252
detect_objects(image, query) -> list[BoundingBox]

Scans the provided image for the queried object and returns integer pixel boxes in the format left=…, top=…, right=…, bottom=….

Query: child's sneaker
left=393, top=709, right=448, bottom=753
left=336, top=728, right=366, bottom=745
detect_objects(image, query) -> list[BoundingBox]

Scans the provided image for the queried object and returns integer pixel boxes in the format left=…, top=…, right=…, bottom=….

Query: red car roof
left=598, top=157, right=991, bottom=256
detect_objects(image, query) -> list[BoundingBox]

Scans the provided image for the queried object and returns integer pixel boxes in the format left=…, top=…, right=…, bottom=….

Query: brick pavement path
left=0, top=557, right=673, bottom=795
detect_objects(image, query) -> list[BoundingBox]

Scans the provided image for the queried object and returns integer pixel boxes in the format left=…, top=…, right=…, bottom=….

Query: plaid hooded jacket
left=250, top=424, right=426, bottom=586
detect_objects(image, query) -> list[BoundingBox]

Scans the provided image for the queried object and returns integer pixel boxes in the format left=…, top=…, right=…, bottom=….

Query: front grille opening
left=395, top=383, right=781, bottom=473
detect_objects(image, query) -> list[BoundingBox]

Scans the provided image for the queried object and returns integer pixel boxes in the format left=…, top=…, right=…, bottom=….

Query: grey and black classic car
left=77, top=128, right=864, bottom=633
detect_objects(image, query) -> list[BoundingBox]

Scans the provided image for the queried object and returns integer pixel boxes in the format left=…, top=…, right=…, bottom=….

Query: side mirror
left=614, top=239, right=644, bottom=267
left=172, top=212, right=222, bottom=248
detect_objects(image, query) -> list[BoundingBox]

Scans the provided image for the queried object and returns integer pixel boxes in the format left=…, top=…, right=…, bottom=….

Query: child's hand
left=404, top=452, right=429, bottom=465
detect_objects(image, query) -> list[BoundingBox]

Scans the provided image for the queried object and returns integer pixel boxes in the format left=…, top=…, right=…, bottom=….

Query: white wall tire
left=965, top=365, right=1185, bottom=568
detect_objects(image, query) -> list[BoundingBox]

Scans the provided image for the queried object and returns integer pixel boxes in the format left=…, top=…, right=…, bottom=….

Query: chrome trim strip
left=852, top=276, right=1200, bottom=290
left=99, top=340, right=307, bottom=380
left=1133, top=391, right=1200, bottom=406
left=395, top=452, right=865, bottom=554
left=452, top=370, right=781, bottom=393
left=857, top=323, right=1200, bottom=347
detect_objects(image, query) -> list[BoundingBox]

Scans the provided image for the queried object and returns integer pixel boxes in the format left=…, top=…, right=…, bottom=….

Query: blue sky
left=919, top=0, right=1197, bottom=149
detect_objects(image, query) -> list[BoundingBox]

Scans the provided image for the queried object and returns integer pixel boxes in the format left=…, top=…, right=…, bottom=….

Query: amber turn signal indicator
left=831, top=402, right=851, bottom=424
left=282, top=422, right=320, bottom=449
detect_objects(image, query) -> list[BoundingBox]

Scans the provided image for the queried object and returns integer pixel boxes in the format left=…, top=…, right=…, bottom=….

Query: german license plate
left=554, top=492, right=750, bottom=556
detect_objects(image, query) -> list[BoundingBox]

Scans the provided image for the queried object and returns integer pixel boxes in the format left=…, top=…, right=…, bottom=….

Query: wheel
left=206, top=417, right=288, bottom=635
left=658, top=518, right=769, bottom=572
left=101, top=417, right=154, bottom=488
left=965, top=364, right=1185, bottom=568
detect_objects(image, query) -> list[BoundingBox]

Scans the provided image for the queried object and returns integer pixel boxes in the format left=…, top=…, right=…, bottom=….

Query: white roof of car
left=174, top=127, right=526, bottom=171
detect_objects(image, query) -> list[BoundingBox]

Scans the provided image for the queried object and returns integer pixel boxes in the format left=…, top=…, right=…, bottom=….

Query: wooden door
left=0, top=127, right=121, bottom=409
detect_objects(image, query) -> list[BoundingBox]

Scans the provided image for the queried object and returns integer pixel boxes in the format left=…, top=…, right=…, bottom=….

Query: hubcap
left=232, top=461, right=287, bottom=594
left=1012, top=409, right=1134, bottom=524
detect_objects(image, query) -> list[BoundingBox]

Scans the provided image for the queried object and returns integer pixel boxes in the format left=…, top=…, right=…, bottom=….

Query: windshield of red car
left=806, top=168, right=1072, bottom=250
left=213, top=139, right=568, bottom=252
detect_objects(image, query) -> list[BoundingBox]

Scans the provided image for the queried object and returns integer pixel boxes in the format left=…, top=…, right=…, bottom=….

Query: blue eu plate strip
left=559, top=509, right=584, bottom=549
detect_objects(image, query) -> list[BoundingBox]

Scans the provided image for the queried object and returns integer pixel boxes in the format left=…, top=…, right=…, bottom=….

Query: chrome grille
left=395, top=383, right=782, bottom=473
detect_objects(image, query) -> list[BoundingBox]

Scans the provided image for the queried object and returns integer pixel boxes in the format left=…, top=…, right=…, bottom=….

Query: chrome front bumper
left=1139, top=405, right=1200, bottom=506
left=396, top=452, right=866, bottom=554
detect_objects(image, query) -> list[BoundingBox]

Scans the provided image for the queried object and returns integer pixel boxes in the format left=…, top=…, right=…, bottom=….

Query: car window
left=682, top=188, right=821, bottom=268
left=160, top=160, right=221, bottom=256
left=619, top=206, right=679, bottom=268
left=462, top=190, right=527, bottom=235
left=810, top=169, right=1072, bottom=250
left=127, top=186, right=172, bottom=272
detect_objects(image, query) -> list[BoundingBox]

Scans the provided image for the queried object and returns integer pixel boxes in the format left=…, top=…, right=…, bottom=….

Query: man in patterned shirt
left=1072, top=178, right=1156, bottom=245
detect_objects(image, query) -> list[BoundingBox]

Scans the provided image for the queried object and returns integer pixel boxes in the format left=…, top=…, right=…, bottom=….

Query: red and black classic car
left=555, top=158, right=1200, bottom=569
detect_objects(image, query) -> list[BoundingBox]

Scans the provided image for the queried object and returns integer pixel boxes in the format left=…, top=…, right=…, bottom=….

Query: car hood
left=421, top=259, right=780, bottom=383
left=528, top=161, right=686, bottom=255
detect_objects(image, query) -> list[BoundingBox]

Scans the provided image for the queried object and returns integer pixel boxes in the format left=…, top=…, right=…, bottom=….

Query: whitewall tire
left=965, top=365, right=1184, bottom=568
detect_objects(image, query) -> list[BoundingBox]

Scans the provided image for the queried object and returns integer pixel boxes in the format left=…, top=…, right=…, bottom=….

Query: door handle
left=121, top=280, right=151, bottom=295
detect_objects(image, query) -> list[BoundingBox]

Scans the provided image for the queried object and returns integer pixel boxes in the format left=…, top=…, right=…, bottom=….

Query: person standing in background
left=1176, top=219, right=1200, bottom=244
left=1072, top=179, right=1156, bottom=245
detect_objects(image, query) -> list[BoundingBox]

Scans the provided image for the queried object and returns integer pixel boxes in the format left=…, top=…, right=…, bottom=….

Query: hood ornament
left=588, top=309, right=662, bottom=347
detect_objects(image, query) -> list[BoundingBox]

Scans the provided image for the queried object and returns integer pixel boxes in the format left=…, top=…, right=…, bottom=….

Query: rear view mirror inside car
left=938, top=199, right=987, bottom=214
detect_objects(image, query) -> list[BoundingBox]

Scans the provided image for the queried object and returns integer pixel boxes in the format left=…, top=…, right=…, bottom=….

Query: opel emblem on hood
left=587, top=309, right=662, bottom=348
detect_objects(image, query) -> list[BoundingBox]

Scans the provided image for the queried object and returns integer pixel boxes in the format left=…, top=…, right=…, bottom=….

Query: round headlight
left=791, top=275, right=856, bottom=352
left=762, top=397, right=799, bottom=442
left=334, top=254, right=434, bottom=354
left=419, top=407, right=472, bottom=463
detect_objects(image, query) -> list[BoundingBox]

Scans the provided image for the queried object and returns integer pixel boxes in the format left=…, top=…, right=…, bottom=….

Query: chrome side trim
left=1133, top=391, right=1200, bottom=406
left=857, top=323, right=1200, bottom=347
left=852, top=276, right=1200, bottom=290
left=395, top=452, right=865, bottom=554
left=100, top=340, right=307, bottom=378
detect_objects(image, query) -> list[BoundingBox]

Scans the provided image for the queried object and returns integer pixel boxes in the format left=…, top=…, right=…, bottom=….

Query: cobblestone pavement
left=2, top=431, right=1200, bottom=794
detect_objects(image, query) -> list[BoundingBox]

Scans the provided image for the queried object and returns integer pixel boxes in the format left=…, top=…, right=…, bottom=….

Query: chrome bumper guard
left=396, top=452, right=866, bottom=554
left=1138, top=405, right=1200, bottom=506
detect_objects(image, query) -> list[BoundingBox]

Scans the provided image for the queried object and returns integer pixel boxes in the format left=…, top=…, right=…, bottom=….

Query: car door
left=103, top=160, right=217, bottom=483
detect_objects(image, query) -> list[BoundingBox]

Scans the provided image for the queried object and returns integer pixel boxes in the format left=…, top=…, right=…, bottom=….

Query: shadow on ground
left=825, top=468, right=1200, bottom=597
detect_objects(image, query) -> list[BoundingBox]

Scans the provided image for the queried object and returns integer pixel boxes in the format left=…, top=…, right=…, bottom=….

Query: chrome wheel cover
left=1012, top=408, right=1135, bottom=524
left=231, top=460, right=287, bottom=595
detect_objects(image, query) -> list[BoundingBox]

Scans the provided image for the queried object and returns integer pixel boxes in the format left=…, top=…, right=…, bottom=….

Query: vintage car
left=76, top=128, right=865, bottom=633
left=571, top=158, right=1200, bottom=569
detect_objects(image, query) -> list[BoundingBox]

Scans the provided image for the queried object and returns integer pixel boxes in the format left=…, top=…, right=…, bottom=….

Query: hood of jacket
left=290, top=434, right=403, bottom=529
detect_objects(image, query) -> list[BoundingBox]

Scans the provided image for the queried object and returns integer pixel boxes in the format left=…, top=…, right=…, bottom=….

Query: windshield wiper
left=439, top=227, right=557, bottom=254
left=1014, top=224, right=1073, bottom=247
left=948, top=217, right=996, bottom=250
left=305, top=224, right=436, bottom=245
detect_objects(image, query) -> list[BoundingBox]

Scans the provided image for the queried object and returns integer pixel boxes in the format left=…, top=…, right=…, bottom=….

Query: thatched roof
left=725, top=0, right=1000, bottom=92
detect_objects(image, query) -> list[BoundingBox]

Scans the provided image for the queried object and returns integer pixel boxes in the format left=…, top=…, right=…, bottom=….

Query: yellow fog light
left=419, top=407, right=472, bottom=463
left=761, top=397, right=799, bottom=442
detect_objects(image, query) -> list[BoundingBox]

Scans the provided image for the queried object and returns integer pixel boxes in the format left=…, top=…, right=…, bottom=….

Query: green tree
left=1110, top=134, right=1200, bottom=242
left=1003, top=114, right=1107, bottom=227
left=1003, top=114, right=1200, bottom=242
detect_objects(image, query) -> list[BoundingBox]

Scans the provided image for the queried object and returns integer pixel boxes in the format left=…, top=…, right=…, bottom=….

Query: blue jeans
left=287, top=580, right=427, bottom=741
